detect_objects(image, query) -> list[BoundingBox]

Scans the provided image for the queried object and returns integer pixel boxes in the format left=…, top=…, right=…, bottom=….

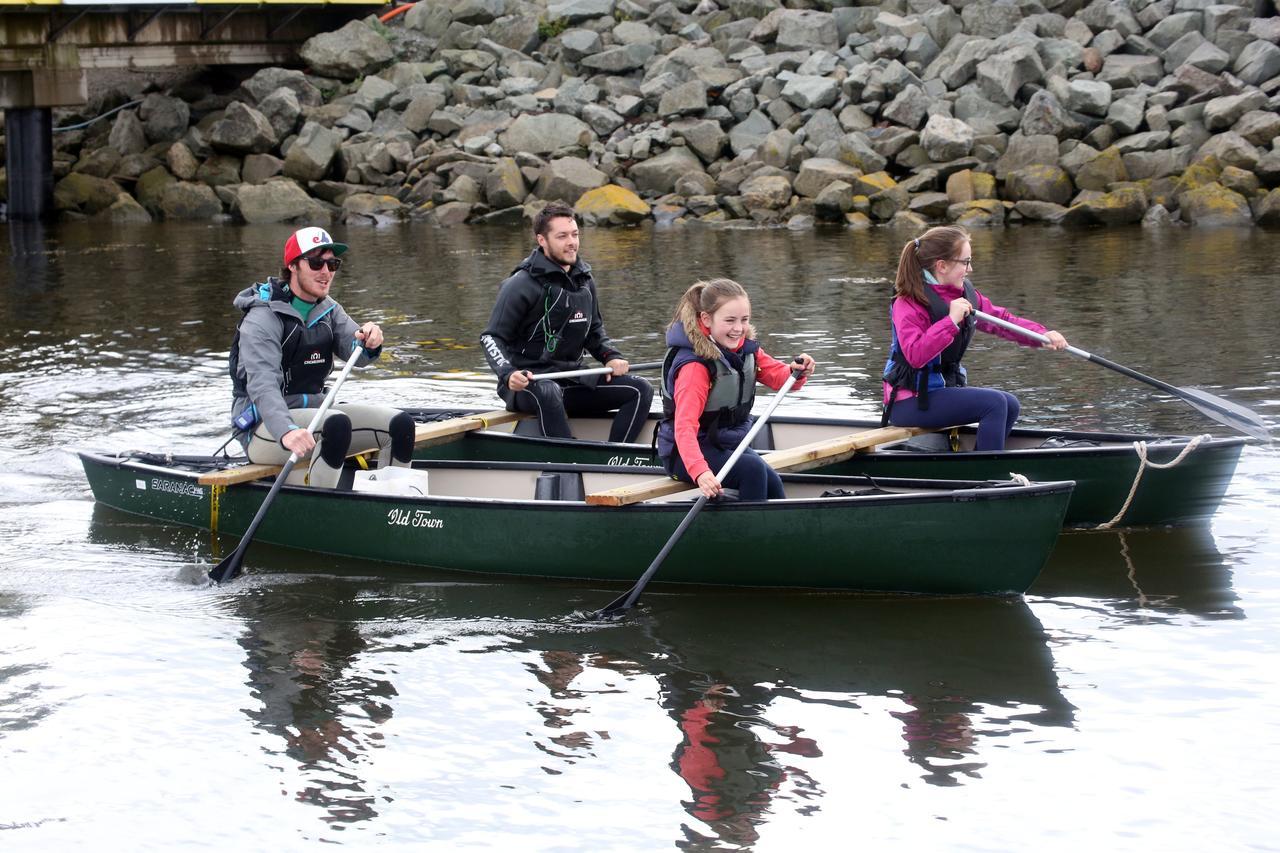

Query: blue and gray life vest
left=881, top=278, right=978, bottom=424
left=656, top=334, right=760, bottom=459
left=229, top=278, right=338, bottom=402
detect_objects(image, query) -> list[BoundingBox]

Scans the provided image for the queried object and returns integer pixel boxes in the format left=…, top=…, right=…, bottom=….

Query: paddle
left=974, top=309, right=1271, bottom=441
left=524, top=360, right=661, bottom=382
left=208, top=344, right=365, bottom=584
left=597, top=359, right=807, bottom=618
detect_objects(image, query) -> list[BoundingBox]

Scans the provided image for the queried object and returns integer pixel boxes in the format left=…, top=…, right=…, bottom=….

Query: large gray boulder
left=1233, top=40, right=1280, bottom=86
left=235, top=179, right=332, bottom=224
left=158, top=181, right=223, bottom=220
left=976, top=45, right=1045, bottom=106
left=629, top=147, right=706, bottom=195
left=776, top=10, right=839, bottom=52
left=546, top=0, right=614, bottom=24
left=109, top=110, right=148, bottom=156
left=781, top=75, right=839, bottom=111
left=728, top=110, right=775, bottom=157
left=283, top=121, right=342, bottom=181
left=533, top=157, right=608, bottom=203
left=793, top=158, right=862, bottom=198
left=498, top=113, right=593, bottom=155
left=299, top=20, right=394, bottom=80
left=140, top=94, right=190, bottom=145
left=241, top=68, right=323, bottom=107
left=208, top=102, right=277, bottom=155
left=920, top=114, right=974, bottom=161
left=257, top=88, right=302, bottom=141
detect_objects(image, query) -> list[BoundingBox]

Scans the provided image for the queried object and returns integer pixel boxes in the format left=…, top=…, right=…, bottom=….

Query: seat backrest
left=534, top=471, right=585, bottom=501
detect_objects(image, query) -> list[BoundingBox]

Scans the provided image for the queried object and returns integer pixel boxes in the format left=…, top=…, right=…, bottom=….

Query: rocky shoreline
left=9, top=0, right=1280, bottom=229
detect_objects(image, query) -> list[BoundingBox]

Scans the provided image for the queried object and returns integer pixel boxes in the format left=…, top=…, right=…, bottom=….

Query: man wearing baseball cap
left=228, top=226, right=415, bottom=488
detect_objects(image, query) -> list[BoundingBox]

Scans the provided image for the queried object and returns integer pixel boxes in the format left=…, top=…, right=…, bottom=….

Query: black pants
left=502, top=375, right=654, bottom=442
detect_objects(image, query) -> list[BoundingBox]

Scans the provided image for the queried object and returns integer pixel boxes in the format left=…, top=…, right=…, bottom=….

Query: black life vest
left=229, top=279, right=337, bottom=401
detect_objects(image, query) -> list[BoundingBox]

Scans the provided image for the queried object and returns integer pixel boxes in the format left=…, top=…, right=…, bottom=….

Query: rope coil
left=1098, top=434, right=1211, bottom=529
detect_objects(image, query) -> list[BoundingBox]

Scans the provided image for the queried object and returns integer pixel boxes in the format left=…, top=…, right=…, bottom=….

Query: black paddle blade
left=207, top=548, right=246, bottom=584
left=1176, top=386, right=1272, bottom=442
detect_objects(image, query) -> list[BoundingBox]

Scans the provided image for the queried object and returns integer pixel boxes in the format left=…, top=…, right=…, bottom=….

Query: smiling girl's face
left=701, top=296, right=751, bottom=351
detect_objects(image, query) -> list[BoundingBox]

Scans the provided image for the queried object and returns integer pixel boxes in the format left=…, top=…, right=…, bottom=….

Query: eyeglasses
left=950, top=257, right=973, bottom=269
left=302, top=256, right=342, bottom=272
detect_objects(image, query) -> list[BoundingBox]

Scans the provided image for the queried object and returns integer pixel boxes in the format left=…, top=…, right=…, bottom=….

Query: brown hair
left=669, top=278, right=756, bottom=361
left=533, top=201, right=579, bottom=237
left=894, top=225, right=970, bottom=306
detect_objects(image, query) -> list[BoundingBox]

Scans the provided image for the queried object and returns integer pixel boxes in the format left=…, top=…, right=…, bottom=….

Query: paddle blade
left=207, top=547, right=246, bottom=584
left=1176, top=386, right=1272, bottom=441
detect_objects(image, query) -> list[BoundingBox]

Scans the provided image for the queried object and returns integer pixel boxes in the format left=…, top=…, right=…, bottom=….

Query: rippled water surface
left=2, top=221, right=1279, bottom=850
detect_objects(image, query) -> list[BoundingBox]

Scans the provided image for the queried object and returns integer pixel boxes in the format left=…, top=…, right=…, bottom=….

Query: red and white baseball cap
left=282, top=227, right=348, bottom=267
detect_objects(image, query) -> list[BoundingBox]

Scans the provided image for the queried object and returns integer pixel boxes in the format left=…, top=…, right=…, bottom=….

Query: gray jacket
left=229, top=279, right=380, bottom=442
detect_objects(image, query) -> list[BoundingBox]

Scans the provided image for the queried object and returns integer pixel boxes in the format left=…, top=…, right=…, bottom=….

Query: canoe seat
left=899, top=432, right=953, bottom=452
left=534, top=471, right=585, bottom=501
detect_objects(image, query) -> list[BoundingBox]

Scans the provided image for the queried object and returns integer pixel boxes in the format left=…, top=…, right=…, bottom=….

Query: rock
left=781, top=75, right=839, bottom=111
left=629, top=147, right=706, bottom=195
left=945, top=169, right=996, bottom=205
left=1203, top=91, right=1269, bottom=132
left=299, top=20, right=394, bottom=80
left=948, top=198, right=1005, bottom=227
left=920, top=115, right=974, bottom=162
left=1073, top=146, right=1128, bottom=191
left=546, top=0, right=615, bottom=24
left=1196, top=132, right=1261, bottom=172
left=343, top=192, right=407, bottom=223
left=136, top=166, right=176, bottom=214
left=976, top=45, right=1045, bottom=107
left=1233, top=111, right=1280, bottom=147
left=1005, top=164, right=1073, bottom=205
left=739, top=173, right=793, bottom=210
left=793, top=158, right=862, bottom=198
left=1233, top=40, right=1280, bottom=87
left=534, top=157, right=608, bottom=203
left=108, top=110, right=148, bottom=156
left=1012, top=200, right=1068, bottom=223
left=258, top=88, right=303, bottom=141
left=1097, top=53, right=1163, bottom=88
left=1142, top=203, right=1173, bottom=227
left=1020, top=90, right=1082, bottom=139
left=208, top=102, right=277, bottom=155
left=994, top=133, right=1059, bottom=180
left=242, top=153, right=285, bottom=184
left=353, top=75, right=400, bottom=115
left=485, top=157, right=528, bottom=208
left=1065, top=186, right=1147, bottom=226
left=139, top=94, right=190, bottom=145
left=727, top=110, right=775, bottom=157
left=576, top=184, right=650, bottom=225
left=658, top=80, right=708, bottom=118
left=1180, top=182, right=1253, bottom=225
left=158, top=181, right=223, bottom=219
left=813, top=180, right=854, bottom=220
left=882, top=85, right=932, bottom=130
left=73, top=147, right=122, bottom=179
left=1066, top=79, right=1112, bottom=117
left=235, top=179, right=331, bottom=223
left=908, top=192, right=951, bottom=219
left=869, top=185, right=909, bottom=221
left=242, top=68, right=324, bottom=107
left=759, top=129, right=794, bottom=169
left=97, top=192, right=152, bottom=223
left=1220, top=165, right=1261, bottom=197
left=284, top=121, right=342, bottom=182
left=1123, top=147, right=1192, bottom=181
left=581, top=44, right=656, bottom=74
left=499, top=113, right=593, bottom=155
left=581, top=104, right=624, bottom=137
left=196, top=154, right=242, bottom=187
left=670, top=119, right=727, bottom=164
left=54, top=173, right=123, bottom=215
left=776, top=10, right=838, bottom=53
left=1255, top=188, right=1280, bottom=226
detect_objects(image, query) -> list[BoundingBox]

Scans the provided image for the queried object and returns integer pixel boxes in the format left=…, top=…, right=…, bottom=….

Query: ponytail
left=669, top=278, right=754, bottom=361
left=894, top=225, right=969, bottom=305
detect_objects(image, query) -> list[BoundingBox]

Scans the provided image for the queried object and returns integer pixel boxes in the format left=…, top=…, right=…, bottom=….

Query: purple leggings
left=887, top=387, right=1021, bottom=451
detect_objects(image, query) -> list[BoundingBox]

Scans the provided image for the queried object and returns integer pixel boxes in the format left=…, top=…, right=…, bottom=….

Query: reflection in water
left=1032, top=526, right=1243, bottom=621
left=234, top=588, right=397, bottom=826
left=518, top=594, right=1073, bottom=846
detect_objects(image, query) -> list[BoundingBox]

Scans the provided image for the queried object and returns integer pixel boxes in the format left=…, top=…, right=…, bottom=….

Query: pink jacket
left=884, top=283, right=1048, bottom=405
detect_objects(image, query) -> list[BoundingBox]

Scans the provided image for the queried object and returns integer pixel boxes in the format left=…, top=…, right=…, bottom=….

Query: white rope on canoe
left=1098, top=434, right=1212, bottom=529
left=1008, top=472, right=1031, bottom=486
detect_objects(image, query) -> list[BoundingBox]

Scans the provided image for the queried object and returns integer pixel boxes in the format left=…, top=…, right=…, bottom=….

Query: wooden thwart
left=584, top=425, right=938, bottom=507
left=197, top=409, right=527, bottom=486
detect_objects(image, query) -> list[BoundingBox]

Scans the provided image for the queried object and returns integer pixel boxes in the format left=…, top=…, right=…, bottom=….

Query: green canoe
left=407, top=409, right=1244, bottom=528
left=79, top=451, right=1073, bottom=595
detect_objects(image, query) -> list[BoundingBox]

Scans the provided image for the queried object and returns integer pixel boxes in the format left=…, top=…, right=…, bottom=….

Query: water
left=2, top=220, right=1278, bottom=850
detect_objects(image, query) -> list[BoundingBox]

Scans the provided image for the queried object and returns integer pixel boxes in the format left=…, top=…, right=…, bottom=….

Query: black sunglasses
left=303, top=256, right=343, bottom=272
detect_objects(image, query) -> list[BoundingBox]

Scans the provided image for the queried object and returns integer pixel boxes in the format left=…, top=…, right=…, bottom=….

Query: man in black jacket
left=480, top=202, right=653, bottom=442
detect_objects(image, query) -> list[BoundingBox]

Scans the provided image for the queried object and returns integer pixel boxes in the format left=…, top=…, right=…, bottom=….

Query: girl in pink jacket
left=882, top=226, right=1068, bottom=451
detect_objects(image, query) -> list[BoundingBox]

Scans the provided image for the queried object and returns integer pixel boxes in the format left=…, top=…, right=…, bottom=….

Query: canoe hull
left=80, top=453, right=1072, bottom=595
left=410, top=412, right=1244, bottom=528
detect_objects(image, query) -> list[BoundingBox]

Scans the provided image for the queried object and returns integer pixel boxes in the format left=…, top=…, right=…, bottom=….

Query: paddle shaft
left=208, top=345, right=365, bottom=583
left=974, top=309, right=1269, bottom=439
left=599, top=363, right=806, bottom=617
left=524, top=360, right=661, bottom=382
